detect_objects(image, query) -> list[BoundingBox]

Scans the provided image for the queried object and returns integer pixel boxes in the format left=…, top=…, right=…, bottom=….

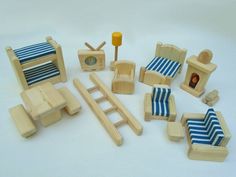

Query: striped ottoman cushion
left=23, top=62, right=60, bottom=86
left=14, top=42, right=56, bottom=64
left=151, top=86, right=171, bottom=116
left=146, top=57, right=181, bottom=78
left=187, top=108, right=224, bottom=146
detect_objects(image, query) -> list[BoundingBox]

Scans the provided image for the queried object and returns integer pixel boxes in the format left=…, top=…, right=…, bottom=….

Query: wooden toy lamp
left=78, top=41, right=106, bottom=71
left=181, top=49, right=217, bottom=97
left=110, top=32, right=122, bottom=70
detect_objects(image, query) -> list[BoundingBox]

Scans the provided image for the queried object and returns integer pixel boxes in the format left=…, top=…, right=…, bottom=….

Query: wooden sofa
left=181, top=108, right=231, bottom=162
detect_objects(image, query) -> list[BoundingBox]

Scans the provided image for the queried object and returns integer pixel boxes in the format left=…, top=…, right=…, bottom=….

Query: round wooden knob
left=197, top=49, right=213, bottom=64
left=112, top=32, right=122, bottom=46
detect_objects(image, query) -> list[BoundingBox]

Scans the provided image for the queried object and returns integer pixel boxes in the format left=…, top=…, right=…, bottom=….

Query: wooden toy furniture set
left=6, top=34, right=231, bottom=161
left=112, top=60, right=136, bottom=94
left=9, top=82, right=81, bottom=137
left=73, top=73, right=142, bottom=146
left=6, top=36, right=67, bottom=89
left=78, top=41, right=106, bottom=71
left=144, top=85, right=176, bottom=121
left=139, top=42, right=187, bottom=86
left=181, top=108, right=231, bottom=162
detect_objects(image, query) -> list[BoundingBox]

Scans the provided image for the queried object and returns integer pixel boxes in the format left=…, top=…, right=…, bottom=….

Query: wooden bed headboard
left=155, top=42, right=187, bottom=71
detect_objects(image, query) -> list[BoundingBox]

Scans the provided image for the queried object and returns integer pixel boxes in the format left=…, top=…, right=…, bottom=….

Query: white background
left=0, top=0, right=235, bottom=177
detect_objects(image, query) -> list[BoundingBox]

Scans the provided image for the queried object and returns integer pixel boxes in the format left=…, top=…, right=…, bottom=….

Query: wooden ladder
left=73, top=73, right=143, bottom=146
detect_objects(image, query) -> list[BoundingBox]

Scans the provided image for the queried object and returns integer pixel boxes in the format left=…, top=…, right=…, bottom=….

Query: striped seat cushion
left=146, top=57, right=181, bottom=78
left=14, top=42, right=56, bottom=64
left=151, top=86, right=171, bottom=116
left=23, top=62, right=60, bottom=86
left=187, top=108, right=224, bottom=146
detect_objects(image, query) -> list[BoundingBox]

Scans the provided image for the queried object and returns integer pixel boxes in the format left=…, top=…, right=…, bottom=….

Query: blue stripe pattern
left=151, top=87, right=171, bottom=116
left=146, top=56, right=181, bottom=78
left=23, top=62, right=60, bottom=85
left=14, top=42, right=56, bottom=64
left=187, top=108, right=224, bottom=146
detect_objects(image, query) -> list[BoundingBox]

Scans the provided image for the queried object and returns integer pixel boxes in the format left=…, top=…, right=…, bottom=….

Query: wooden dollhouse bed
left=139, top=42, right=187, bottom=86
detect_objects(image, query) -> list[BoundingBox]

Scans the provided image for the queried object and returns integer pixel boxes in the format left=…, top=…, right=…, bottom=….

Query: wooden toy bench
left=6, top=36, right=67, bottom=89
left=139, top=42, right=187, bottom=86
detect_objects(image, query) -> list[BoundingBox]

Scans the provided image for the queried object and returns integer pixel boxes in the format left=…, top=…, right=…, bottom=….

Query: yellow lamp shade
left=112, top=32, right=122, bottom=46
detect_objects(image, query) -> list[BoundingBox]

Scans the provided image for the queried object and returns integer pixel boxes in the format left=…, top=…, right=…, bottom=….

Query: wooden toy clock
left=78, top=41, right=106, bottom=71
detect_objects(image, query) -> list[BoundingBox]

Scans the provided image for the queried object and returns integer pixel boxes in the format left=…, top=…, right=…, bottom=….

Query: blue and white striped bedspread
left=14, top=42, right=56, bottom=64
left=146, top=56, right=181, bottom=78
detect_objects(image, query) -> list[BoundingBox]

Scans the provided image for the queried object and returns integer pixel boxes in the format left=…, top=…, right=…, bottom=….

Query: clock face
left=85, top=56, right=97, bottom=66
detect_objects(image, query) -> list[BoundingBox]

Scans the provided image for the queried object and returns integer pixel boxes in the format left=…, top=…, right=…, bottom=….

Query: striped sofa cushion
left=23, top=62, right=60, bottom=86
left=187, top=108, right=224, bottom=146
left=151, top=86, right=171, bottom=116
left=14, top=42, right=56, bottom=64
left=146, top=57, right=181, bottom=78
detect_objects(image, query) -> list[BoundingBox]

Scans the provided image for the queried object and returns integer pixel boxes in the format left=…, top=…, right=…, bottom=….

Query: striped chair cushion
left=14, top=42, right=56, bottom=64
left=187, top=108, right=224, bottom=146
left=23, top=62, right=60, bottom=86
left=146, top=57, right=181, bottom=78
left=151, top=86, right=171, bottom=116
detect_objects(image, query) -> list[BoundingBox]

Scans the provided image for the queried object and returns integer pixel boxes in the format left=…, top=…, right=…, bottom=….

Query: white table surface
left=0, top=0, right=235, bottom=177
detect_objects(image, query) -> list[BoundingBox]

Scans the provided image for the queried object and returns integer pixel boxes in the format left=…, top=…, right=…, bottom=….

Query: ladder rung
left=114, top=119, right=127, bottom=128
left=103, top=106, right=117, bottom=114
left=95, top=96, right=107, bottom=103
left=87, top=86, right=98, bottom=93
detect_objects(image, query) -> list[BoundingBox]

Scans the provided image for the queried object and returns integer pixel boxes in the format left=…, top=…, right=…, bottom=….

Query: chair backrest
left=151, top=85, right=171, bottom=102
left=203, top=108, right=225, bottom=146
left=115, top=60, right=135, bottom=75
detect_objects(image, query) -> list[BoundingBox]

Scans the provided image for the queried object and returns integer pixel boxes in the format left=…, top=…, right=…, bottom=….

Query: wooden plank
left=9, top=104, right=37, bottom=138
left=90, top=73, right=143, bottom=135
left=58, top=87, right=81, bottom=115
left=114, top=119, right=127, bottom=128
left=87, top=86, right=98, bottom=93
left=95, top=96, right=107, bottom=103
left=104, top=106, right=117, bottom=114
left=73, top=78, right=123, bottom=146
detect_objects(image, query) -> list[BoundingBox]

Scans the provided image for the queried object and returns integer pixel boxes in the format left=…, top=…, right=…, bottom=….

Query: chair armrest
left=168, top=95, right=177, bottom=121
left=181, top=113, right=205, bottom=126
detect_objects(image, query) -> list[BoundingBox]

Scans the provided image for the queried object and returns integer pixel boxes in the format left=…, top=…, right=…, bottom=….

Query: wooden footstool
left=167, top=122, right=184, bottom=141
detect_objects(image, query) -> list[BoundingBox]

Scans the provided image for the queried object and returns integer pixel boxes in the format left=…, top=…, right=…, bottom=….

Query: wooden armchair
left=6, top=36, right=67, bottom=89
left=139, top=42, right=187, bottom=86
left=144, top=85, right=176, bottom=121
left=112, top=60, right=135, bottom=94
left=181, top=108, right=231, bottom=162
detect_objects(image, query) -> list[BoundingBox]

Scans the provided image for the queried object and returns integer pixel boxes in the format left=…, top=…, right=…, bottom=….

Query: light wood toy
left=181, top=49, right=217, bottom=97
left=167, top=122, right=184, bottom=141
left=202, top=89, right=219, bottom=106
left=9, top=82, right=81, bottom=137
left=6, top=36, right=67, bottom=90
left=112, top=60, right=136, bottom=94
left=78, top=41, right=106, bottom=71
left=110, top=32, right=122, bottom=70
left=144, top=85, right=177, bottom=121
left=181, top=108, right=231, bottom=162
left=139, top=42, right=187, bottom=86
left=73, top=73, right=143, bottom=146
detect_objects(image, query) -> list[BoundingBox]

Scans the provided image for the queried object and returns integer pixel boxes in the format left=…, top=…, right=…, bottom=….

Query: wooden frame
left=144, top=85, right=177, bottom=121
left=6, top=36, right=67, bottom=90
left=181, top=112, right=231, bottom=162
left=139, top=42, right=187, bottom=86
left=73, top=73, right=143, bottom=146
left=112, top=60, right=135, bottom=94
